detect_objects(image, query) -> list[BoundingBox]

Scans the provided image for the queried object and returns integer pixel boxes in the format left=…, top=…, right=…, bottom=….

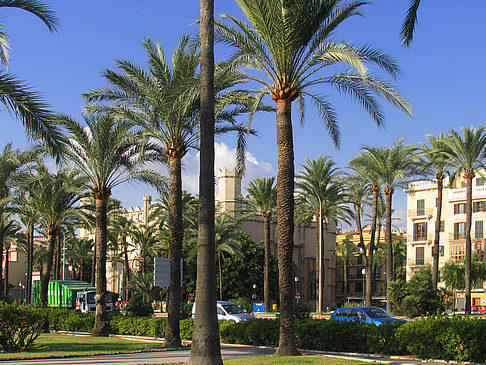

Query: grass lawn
left=224, top=356, right=371, bottom=364
left=0, top=333, right=170, bottom=360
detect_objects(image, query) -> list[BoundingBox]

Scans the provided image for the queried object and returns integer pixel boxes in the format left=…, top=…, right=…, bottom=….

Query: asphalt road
left=0, top=345, right=456, bottom=365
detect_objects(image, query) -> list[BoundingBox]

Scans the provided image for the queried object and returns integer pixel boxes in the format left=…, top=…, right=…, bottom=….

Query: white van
left=191, top=301, right=255, bottom=323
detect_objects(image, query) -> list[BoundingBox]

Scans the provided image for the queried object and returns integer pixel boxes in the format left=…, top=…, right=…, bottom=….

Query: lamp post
left=252, top=283, right=257, bottom=300
left=294, top=276, right=300, bottom=301
left=362, top=268, right=366, bottom=304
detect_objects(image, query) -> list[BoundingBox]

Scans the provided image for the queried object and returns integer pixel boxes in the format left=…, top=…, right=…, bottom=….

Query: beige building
left=77, top=168, right=338, bottom=310
left=335, top=228, right=404, bottom=305
left=406, top=174, right=486, bottom=290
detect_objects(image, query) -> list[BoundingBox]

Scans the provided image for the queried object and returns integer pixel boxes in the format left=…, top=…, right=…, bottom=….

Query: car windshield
left=222, top=304, right=244, bottom=314
left=363, top=307, right=394, bottom=318
left=86, top=292, right=112, bottom=304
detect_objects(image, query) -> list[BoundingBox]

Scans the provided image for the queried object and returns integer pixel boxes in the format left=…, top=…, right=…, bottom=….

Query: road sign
left=153, top=258, right=183, bottom=287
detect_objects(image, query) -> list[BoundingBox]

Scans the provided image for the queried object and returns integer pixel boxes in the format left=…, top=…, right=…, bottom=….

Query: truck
left=33, top=280, right=113, bottom=313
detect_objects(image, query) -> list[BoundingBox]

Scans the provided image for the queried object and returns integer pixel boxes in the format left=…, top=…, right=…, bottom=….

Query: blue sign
left=253, top=302, right=264, bottom=313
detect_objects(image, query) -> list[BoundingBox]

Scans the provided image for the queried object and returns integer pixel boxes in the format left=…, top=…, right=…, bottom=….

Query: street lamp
left=252, top=283, right=257, bottom=300
left=362, top=268, right=366, bottom=304
left=61, top=230, right=66, bottom=280
left=294, top=276, right=300, bottom=301
left=316, top=195, right=323, bottom=314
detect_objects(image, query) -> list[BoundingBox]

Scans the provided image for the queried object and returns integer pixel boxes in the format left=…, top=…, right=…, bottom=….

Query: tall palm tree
left=419, top=133, right=453, bottom=289
left=444, top=126, right=486, bottom=314
left=109, top=216, right=135, bottom=300
left=0, top=143, right=37, bottom=297
left=335, top=241, right=355, bottom=302
left=296, top=156, right=350, bottom=312
left=357, top=139, right=417, bottom=310
left=216, top=0, right=412, bottom=355
left=66, top=237, right=93, bottom=282
left=244, top=177, right=276, bottom=312
left=131, top=225, right=165, bottom=274
left=189, top=0, right=221, bottom=362
left=343, top=172, right=373, bottom=305
left=60, top=113, right=166, bottom=337
left=25, top=166, right=85, bottom=306
left=214, top=214, right=243, bottom=301
left=0, top=1, right=62, bottom=149
left=84, top=36, right=262, bottom=348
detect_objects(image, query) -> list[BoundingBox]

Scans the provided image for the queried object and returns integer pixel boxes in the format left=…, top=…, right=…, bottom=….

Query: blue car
left=330, top=306, right=407, bottom=325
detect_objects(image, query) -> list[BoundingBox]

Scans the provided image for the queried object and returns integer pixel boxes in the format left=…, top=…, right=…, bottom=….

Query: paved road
left=0, top=345, right=456, bottom=365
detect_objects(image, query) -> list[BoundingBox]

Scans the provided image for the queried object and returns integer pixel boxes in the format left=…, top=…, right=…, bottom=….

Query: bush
left=396, top=315, right=486, bottom=363
left=124, top=300, right=153, bottom=317
left=0, top=302, right=46, bottom=352
left=293, top=300, right=310, bottom=319
left=180, top=318, right=194, bottom=340
left=47, top=309, right=94, bottom=332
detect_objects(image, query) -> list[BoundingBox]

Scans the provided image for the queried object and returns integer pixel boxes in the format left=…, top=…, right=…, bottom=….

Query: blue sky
left=3, top=1, right=486, bottom=229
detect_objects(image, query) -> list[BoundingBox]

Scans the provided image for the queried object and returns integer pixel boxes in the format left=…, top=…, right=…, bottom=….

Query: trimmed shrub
left=124, top=300, right=154, bottom=317
left=180, top=318, right=194, bottom=340
left=0, top=302, right=46, bottom=352
left=47, top=309, right=94, bottom=332
left=396, top=315, right=486, bottom=363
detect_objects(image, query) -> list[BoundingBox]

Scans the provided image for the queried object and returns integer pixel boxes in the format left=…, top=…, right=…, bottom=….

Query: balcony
left=407, top=180, right=437, bottom=192
left=408, top=208, right=434, bottom=219
left=448, top=186, right=486, bottom=201
left=407, top=233, right=433, bottom=244
left=449, top=239, right=486, bottom=262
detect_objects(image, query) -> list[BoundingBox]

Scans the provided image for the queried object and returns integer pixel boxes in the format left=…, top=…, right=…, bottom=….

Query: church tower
left=216, top=167, right=242, bottom=216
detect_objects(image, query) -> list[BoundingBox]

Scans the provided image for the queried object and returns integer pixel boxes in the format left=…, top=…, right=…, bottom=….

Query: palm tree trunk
left=189, top=1, right=221, bottom=362
left=264, top=215, right=271, bottom=312
left=343, top=260, right=347, bottom=300
left=165, top=156, right=183, bottom=347
left=384, top=188, right=394, bottom=312
left=91, top=243, right=96, bottom=286
left=3, top=245, right=9, bottom=296
left=26, top=224, right=33, bottom=303
left=218, top=247, right=223, bottom=301
left=40, top=230, right=57, bottom=305
left=366, top=187, right=379, bottom=306
left=465, top=175, right=473, bottom=314
left=0, top=216, right=4, bottom=298
left=432, top=176, right=443, bottom=290
left=123, top=242, right=130, bottom=300
left=91, top=195, right=110, bottom=337
left=274, top=98, right=299, bottom=357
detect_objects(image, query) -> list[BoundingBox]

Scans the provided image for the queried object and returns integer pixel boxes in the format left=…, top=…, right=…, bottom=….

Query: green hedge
left=43, top=309, right=486, bottom=363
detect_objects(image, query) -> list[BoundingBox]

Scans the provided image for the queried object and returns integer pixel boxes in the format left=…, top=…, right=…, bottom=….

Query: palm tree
left=296, top=156, right=350, bottom=312
left=25, top=166, right=85, bottom=306
left=213, top=214, right=243, bottom=301
left=244, top=177, right=276, bottom=312
left=336, top=241, right=355, bottom=302
left=109, top=216, right=135, bottom=300
left=84, top=36, right=261, bottom=348
left=131, top=225, right=165, bottom=274
left=0, top=216, right=20, bottom=296
left=0, top=1, right=62, bottom=149
left=357, top=139, right=418, bottom=310
left=216, top=1, right=412, bottom=355
left=189, top=0, right=221, bottom=362
left=444, top=126, right=486, bottom=314
left=419, top=133, right=453, bottom=289
left=66, top=237, right=93, bottom=282
left=0, top=143, right=37, bottom=297
left=349, top=152, right=383, bottom=306
left=60, top=113, right=166, bottom=337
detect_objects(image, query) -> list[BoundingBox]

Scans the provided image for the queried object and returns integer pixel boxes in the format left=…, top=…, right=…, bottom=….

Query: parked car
left=191, top=301, right=255, bottom=323
left=330, top=306, right=407, bottom=325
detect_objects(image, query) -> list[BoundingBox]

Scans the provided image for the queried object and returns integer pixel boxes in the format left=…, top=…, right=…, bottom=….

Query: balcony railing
left=449, top=239, right=486, bottom=262
left=408, top=208, right=434, bottom=218
left=407, top=257, right=432, bottom=267
left=407, top=233, right=433, bottom=243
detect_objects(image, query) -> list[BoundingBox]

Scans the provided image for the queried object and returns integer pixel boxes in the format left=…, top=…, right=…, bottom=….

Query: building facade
left=335, top=228, right=404, bottom=305
left=406, top=174, right=486, bottom=297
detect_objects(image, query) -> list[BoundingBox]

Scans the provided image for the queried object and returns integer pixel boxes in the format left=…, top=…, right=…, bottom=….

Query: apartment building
left=336, top=228, right=404, bottom=305
left=406, top=174, right=486, bottom=290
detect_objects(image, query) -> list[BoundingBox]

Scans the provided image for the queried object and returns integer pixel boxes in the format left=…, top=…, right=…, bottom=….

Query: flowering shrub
left=0, top=301, right=47, bottom=352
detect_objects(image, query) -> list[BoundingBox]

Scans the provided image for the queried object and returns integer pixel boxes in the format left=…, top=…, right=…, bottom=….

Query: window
left=477, top=177, right=485, bottom=186
left=476, top=221, right=484, bottom=239
left=440, top=245, right=445, bottom=257
left=473, top=201, right=486, bottom=213
left=417, top=199, right=425, bottom=216
left=454, top=203, right=466, bottom=214
left=454, top=222, right=466, bottom=240
left=413, top=222, right=427, bottom=241
left=357, top=255, right=363, bottom=265
left=355, top=282, right=363, bottom=293
left=416, top=247, right=424, bottom=265
left=436, top=198, right=438, bottom=207
left=440, top=220, right=445, bottom=232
